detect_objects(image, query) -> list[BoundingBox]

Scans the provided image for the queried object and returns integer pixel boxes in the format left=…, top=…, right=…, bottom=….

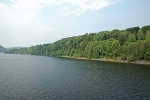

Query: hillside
left=5, top=25, right=150, bottom=62
left=6, top=47, right=25, bottom=50
left=0, top=45, right=6, bottom=52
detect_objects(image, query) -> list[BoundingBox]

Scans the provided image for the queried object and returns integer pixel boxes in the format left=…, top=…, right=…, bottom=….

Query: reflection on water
left=0, top=54, right=150, bottom=100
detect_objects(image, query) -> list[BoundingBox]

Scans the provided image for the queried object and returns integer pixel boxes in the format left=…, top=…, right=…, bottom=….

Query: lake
left=0, top=53, right=150, bottom=100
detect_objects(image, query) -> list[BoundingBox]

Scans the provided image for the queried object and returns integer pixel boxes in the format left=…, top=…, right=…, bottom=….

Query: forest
left=5, top=25, right=150, bottom=62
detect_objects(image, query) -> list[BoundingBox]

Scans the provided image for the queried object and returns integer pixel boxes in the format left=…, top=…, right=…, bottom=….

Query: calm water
left=0, top=53, right=150, bottom=100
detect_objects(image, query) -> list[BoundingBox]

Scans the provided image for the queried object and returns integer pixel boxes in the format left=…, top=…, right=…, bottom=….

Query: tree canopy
left=5, top=25, right=150, bottom=62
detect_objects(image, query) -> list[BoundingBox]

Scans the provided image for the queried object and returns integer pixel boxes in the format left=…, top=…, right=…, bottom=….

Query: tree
left=144, top=38, right=150, bottom=60
left=126, top=26, right=140, bottom=33
left=137, top=29, right=145, bottom=40
left=144, top=48, right=150, bottom=60
left=92, top=41, right=100, bottom=59
left=141, top=25, right=150, bottom=33
left=118, top=31, right=128, bottom=46
left=127, top=54, right=135, bottom=62
left=146, top=30, right=150, bottom=39
left=102, top=38, right=120, bottom=58
left=5, top=25, right=150, bottom=62
left=124, top=34, right=136, bottom=45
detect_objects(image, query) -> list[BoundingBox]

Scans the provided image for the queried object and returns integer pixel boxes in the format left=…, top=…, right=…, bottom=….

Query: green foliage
left=118, top=31, right=128, bottom=46
left=141, top=25, right=150, bottom=33
left=127, top=54, right=135, bottom=62
left=121, top=54, right=127, bottom=60
left=137, top=29, right=145, bottom=40
left=144, top=38, right=150, bottom=60
left=101, top=38, right=120, bottom=58
left=146, top=30, right=150, bottom=39
left=5, top=25, right=150, bottom=62
left=126, top=26, right=140, bottom=33
left=124, top=34, right=136, bottom=45
left=144, top=48, right=150, bottom=60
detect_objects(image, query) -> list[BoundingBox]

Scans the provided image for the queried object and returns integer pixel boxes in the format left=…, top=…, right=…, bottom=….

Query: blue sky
left=0, top=0, right=150, bottom=47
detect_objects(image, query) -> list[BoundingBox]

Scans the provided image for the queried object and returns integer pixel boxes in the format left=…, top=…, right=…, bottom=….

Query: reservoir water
left=0, top=53, right=150, bottom=100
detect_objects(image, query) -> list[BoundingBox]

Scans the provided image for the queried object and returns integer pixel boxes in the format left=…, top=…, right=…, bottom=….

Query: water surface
left=0, top=54, right=150, bottom=100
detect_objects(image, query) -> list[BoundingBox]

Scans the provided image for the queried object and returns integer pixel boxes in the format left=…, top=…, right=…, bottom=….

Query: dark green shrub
left=127, top=54, right=135, bottom=62
left=121, top=54, right=127, bottom=60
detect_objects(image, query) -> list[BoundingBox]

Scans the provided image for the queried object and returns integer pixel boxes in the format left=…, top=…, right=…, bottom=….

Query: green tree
left=102, top=38, right=120, bottom=58
left=137, top=29, right=145, bottom=40
left=144, top=48, right=150, bottom=60
left=118, top=31, right=128, bottom=46
left=141, top=25, right=150, bottom=33
left=146, top=30, right=150, bottom=39
left=124, top=34, right=136, bottom=45
left=5, top=25, right=150, bottom=62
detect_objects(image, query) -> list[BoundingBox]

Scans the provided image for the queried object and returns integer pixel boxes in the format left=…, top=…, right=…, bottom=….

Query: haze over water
left=0, top=53, right=150, bottom=100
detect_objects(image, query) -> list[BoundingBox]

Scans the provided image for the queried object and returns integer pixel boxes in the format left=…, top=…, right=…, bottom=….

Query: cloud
left=16, top=0, right=121, bottom=16
left=59, top=0, right=122, bottom=15
left=0, top=0, right=121, bottom=27
left=0, top=0, right=58, bottom=47
left=60, top=7, right=84, bottom=16
left=0, top=0, right=121, bottom=47
left=0, top=0, right=57, bottom=29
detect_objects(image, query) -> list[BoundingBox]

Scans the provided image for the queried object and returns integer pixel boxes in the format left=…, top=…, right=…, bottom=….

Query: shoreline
left=60, top=56, right=150, bottom=65
left=3, top=53, right=150, bottom=65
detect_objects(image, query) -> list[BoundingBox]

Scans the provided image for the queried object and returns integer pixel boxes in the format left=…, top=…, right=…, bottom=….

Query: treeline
left=5, top=25, right=150, bottom=62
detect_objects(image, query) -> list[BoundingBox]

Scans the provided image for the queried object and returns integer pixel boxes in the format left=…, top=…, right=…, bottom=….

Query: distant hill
left=0, top=45, right=6, bottom=52
left=6, top=47, right=25, bottom=50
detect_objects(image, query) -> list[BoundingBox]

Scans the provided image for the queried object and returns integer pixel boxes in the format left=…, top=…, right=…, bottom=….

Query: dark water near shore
left=0, top=53, right=150, bottom=100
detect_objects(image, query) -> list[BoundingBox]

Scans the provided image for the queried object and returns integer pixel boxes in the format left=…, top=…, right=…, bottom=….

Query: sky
left=0, top=0, right=150, bottom=48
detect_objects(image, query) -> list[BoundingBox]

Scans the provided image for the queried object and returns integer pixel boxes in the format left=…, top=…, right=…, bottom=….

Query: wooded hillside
left=5, top=25, right=150, bottom=62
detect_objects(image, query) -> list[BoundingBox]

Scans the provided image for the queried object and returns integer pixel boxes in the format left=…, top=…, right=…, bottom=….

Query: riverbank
left=60, top=56, right=150, bottom=65
left=3, top=53, right=150, bottom=65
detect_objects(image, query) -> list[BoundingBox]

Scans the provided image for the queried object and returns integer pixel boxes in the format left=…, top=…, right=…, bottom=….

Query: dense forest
left=5, top=25, right=150, bottom=62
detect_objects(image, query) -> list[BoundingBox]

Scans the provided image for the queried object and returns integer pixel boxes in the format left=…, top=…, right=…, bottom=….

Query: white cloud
left=0, top=0, right=57, bottom=28
left=0, top=0, right=121, bottom=47
left=59, top=0, right=122, bottom=15
left=5, top=0, right=40, bottom=24
left=60, top=7, right=84, bottom=16
left=0, top=0, right=121, bottom=26
left=18, top=0, right=121, bottom=16
left=0, top=0, right=58, bottom=47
